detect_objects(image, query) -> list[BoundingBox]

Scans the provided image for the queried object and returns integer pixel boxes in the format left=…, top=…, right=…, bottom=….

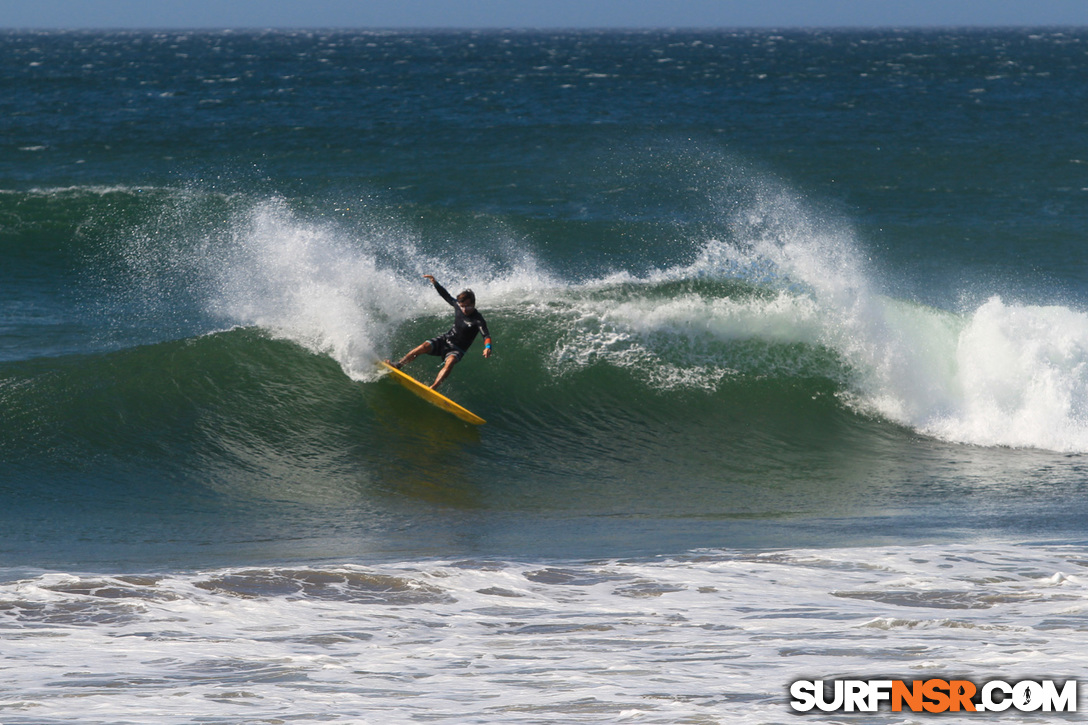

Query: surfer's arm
left=424, top=275, right=457, bottom=307
left=480, top=316, right=493, bottom=358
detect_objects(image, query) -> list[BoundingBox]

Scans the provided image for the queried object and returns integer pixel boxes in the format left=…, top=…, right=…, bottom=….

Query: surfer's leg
left=395, top=341, right=432, bottom=368
left=430, top=354, right=458, bottom=389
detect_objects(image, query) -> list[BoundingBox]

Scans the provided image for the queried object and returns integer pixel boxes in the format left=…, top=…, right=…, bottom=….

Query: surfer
left=389, top=275, right=493, bottom=389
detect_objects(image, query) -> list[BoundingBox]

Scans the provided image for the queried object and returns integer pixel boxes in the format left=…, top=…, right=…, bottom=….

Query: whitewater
left=3, top=544, right=1086, bottom=724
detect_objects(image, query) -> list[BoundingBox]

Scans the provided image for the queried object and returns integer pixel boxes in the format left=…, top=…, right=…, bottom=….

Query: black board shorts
left=427, top=335, right=465, bottom=362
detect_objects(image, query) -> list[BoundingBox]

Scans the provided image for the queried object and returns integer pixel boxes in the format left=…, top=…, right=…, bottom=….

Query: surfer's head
left=457, top=289, right=476, bottom=312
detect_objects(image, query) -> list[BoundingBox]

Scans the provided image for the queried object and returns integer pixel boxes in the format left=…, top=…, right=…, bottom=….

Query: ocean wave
left=10, top=175, right=1088, bottom=453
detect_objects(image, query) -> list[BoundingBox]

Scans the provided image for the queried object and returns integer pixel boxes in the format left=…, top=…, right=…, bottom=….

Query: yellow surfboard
left=378, top=361, right=486, bottom=425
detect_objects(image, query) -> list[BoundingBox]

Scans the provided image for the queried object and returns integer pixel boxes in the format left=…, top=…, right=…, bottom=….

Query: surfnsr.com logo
left=789, top=679, right=1078, bottom=713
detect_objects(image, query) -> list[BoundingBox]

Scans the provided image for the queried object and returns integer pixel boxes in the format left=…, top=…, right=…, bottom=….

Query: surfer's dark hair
left=457, top=289, right=476, bottom=305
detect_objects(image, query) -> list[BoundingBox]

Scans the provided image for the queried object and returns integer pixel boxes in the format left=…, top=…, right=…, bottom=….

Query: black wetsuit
left=427, top=281, right=491, bottom=360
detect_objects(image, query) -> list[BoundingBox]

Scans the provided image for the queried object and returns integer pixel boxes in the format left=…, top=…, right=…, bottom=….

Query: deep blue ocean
left=3, top=29, right=1088, bottom=723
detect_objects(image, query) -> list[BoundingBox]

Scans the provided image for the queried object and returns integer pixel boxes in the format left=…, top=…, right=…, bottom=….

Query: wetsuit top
left=434, top=281, right=490, bottom=352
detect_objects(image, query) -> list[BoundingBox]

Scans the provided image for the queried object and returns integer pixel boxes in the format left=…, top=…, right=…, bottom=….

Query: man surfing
left=389, top=275, right=493, bottom=389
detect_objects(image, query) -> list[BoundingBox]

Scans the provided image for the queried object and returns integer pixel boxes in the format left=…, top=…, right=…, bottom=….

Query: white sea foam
left=1, top=543, right=1085, bottom=724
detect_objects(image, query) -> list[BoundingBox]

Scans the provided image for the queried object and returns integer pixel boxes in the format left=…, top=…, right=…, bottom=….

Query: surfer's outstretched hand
left=423, top=274, right=436, bottom=283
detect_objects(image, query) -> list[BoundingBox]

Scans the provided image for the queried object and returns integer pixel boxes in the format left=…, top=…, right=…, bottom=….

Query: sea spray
left=113, top=193, right=554, bottom=382
left=200, top=198, right=418, bottom=380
